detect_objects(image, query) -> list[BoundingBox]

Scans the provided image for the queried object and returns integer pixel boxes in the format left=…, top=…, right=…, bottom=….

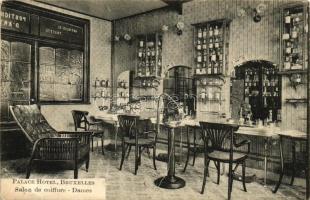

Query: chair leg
left=74, top=162, right=78, bottom=179
left=119, top=143, right=126, bottom=171
left=146, top=147, right=151, bottom=158
left=228, top=163, right=233, bottom=200
left=183, top=127, right=190, bottom=172
left=101, top=134, right=105, bottom=155
left=242, top=161, right=247, bottom=192
left=192, top=130, right=197, bottom=166
left=206, top=159, right=210, bottom=177
left=26, top=159, right=33, bottom=179
left=217, top=161, right=221, bottom=184
left=290, top=141, right=296, bottom=186
left=153, top=146, right=157, bottom=170
left=138, top=146, right=142, bottom=166
left=201, top=155, right=208, bottom=194
left=134, top=145, right=138, bottom=175
left=86, top=154, right=90, bottom=172
left=126, top=146, right=132, bottom=159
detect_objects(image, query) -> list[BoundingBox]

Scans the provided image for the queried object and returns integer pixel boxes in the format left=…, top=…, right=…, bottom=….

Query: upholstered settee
left=10, top=104, right=91, bottom=179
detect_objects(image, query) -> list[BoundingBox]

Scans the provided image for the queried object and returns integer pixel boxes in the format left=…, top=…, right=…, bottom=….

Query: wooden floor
left=1, top=146, right=306, bottom=200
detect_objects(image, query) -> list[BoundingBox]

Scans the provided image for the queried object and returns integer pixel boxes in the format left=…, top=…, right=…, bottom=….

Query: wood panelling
left=114, top=0, right=308, bottom=173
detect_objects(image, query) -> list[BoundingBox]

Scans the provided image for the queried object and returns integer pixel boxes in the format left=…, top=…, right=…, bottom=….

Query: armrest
left=234, top=139, right=251, bottom=154
left=58, top=131, right=93, bottom=135
left=31, top=137, right=81, bottom=160
left=58, top=131, right=91, bottom=145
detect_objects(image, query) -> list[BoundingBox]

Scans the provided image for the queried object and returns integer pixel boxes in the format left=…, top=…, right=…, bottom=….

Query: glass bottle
left=214, top=62, right=218, bottom=74
left=214, top=37, right=219, bottom=48
left=285, top=10, right=291, bottom=24
left=214, top=25, right=219, bottom=36
left=139, top=40, right=144, bottom=47
left=209, top=26, right=213, bottom=37
left=211, top=50, right=216, bottom=62
left=207, top=63, right=212, bottom=74
left=209, top=38, right=214, bottom=49
left=138, top=49, right=143, bottom=58
left=158, top=58, right=162, bottom=66
left=202, top=39, right=207, bottom=49
left=197, top=28, right=202, bottom=38
left=197, top=51, right=202, bottom=63
left=197, top=39, right=202, bottom=50
left=291, top=26, right=298, bottom=39
left=202, top=27, right=207, bottom=39
left=203, top=50, right=207, bottom=62
left=95, top=77, right=100, bottom=87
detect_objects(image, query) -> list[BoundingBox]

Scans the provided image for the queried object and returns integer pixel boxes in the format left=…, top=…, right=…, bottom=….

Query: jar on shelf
left=202, top=39, right=207, bottom=49
left=198, top=28, right=202, bottom=38
left=202, top=27, right=207, bottom=38
left=197, top=40, right=202, bottom=50
left=282, top=33, right=290, bottom=40
left=209, top=26, right=213, bottom=37
left=291, top=26, right=298, bottom=38
left=139, top=40, right=144, bottom=47
left=101, top=79, right=106, bottom=87
left=214, top=38, right=219, bottom=48
left=214, top=25, right=219, bottom=36
left=285, top=11, right=291, bottom=24
left=95, top=77, right=100, bottom=87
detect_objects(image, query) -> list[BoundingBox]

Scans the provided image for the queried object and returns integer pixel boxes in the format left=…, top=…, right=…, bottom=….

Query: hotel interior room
left=0, top=0, right=310, bottom=199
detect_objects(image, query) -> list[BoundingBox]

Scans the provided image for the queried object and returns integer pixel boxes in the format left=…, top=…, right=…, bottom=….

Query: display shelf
left=280, top=3, right=308, bottom=72
left=286, top=98, right=307, bottom=107
left=278, top=69, right=307, bottom=75
left=193, top=19, right=230, bottom=76
left=136, top=33, right=162, bottom=78
left=91, top=96, right=111, bottom=99
left=235, top=61, right=281, bottom=121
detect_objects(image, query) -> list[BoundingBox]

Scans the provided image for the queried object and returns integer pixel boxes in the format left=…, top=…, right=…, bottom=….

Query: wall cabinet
left=193, top=19, right=230, bottom=76
left=280, top=3, right=308, bottom=72
left=136, top=33, right=162, bottom=78
left=193, top=19, right=230, bottom=121
left=235, top=61, right=281, bottom=122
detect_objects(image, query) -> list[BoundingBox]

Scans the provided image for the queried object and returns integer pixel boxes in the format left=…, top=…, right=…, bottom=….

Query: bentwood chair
left=199, top=122, right=250, bottom=200
left=71, top=110, right=105, bottom=154
left=183, top=125, right=204, bottom=172
left=118, top=115, right=157, bottom=175
left=10, top=104, right=91, bottom=179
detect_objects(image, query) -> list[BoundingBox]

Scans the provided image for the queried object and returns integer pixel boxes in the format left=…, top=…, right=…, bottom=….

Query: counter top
left=92, top=113, right=305, bottom=138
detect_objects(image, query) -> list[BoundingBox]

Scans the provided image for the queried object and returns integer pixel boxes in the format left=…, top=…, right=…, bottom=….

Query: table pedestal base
left=154, top=175, right=185, bottom=189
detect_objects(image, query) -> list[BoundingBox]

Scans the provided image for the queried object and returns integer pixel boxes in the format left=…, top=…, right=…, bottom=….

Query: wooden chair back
left=118, top=115, right=139, bottom=139
left=199, top=122, right=239, bottom=151
left=71, top=110, right=89, bottom=131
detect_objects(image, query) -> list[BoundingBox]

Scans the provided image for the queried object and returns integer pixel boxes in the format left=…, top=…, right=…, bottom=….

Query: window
left=1, top=1, right=90, bottom=106
left=39, top=47, right=84, bottom=102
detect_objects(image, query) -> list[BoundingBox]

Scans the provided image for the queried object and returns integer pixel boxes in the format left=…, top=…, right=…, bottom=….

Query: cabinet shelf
left=93, top=85, right=111, bottom=88
left=278, top=69, right=307, bottom=75
left=286, top=98, right=307, bottom=103
left=91, top=96, right=111, bottom=99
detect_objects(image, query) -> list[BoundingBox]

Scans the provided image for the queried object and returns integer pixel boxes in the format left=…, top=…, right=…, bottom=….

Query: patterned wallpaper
left=114, top=0, right=307, bottom=132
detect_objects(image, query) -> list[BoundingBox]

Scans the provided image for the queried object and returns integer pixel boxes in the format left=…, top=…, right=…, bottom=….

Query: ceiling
left=36, top=0, right=169, bottom=20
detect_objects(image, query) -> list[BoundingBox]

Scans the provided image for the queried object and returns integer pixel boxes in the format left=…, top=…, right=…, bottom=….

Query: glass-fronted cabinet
left=280, top=3, right=308, bottom=72
left=136, top=33, right=162, bottom=78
